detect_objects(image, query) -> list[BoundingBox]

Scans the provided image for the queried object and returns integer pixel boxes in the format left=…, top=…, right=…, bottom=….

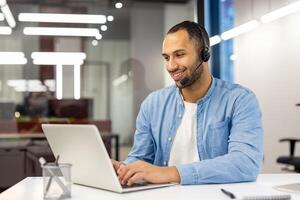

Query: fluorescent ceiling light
left=0, top=52, right=25, bottom=57
left=209, top=35, right=221, bottom=46
left=221, top=20, right=259, bottom=41
left=33, top=59, right=83, bottom=65
left=0, top=2, right=16, bottom=28
left=100, top=25, right=107, bottom=31
left=32, top=52, right=86, bottom=65
left=19, top=13, right=106, bottom=24
left=92, top=40, right=98, bottom=46
left=113, top=74, right=128, bottom=86
left=230, top=54, right=237, bottom=61
left=261, top=1, right=300, bottom=23
left=0, top=13, right=4, bottom=21
left=31, top=52, right=86, bottom=60
left=115, top=2, right=123, bottom=9
left=0, top=52, right=27, bottom=65
left=74, top=64, right=80, bottom=100
left=24, top=27, right=101, bottom=39
left=7, top=79, right=47, bottom=92
left=0, top=26, right=11, bottom=34
left=107, top=15, right=114, bottom=22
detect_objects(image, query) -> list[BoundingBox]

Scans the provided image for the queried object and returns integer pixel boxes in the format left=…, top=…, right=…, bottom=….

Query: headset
left=180, top=24, right=210, bottom=87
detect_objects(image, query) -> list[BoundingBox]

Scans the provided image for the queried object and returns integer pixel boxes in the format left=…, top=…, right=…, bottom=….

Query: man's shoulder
left=143, top=85, right=177, bottom=105
left=214, top=78, right=254, bottom=96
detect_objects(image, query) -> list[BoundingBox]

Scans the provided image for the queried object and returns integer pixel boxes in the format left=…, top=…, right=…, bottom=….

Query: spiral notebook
left=220, top=185, right=291, bottom=200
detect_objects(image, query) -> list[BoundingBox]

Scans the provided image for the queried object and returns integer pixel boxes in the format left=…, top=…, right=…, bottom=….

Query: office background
left=0, top=0, right=300, bottom=191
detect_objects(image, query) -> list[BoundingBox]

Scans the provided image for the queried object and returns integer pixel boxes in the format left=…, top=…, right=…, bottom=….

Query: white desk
left=1, top=174, right=300, bottom=200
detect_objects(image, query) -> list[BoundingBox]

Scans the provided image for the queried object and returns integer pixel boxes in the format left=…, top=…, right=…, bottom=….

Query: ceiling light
left=112, top=74, right=128, bottom=86
left=92, top=40, right=98, bottom=46
left=95, top=33, right=102, bottom=40
left=230, top=54, right=237, bottom=61
left=107, top=15, right=114, bottom=22
left=209, top=35, right=221, bottom=46
left=115, top=2, right=123, bottom=9
left=0, top=26, right=11, bottom=34
left=0, top=1, right=16, bottom=28
left=32, top=52, right=86, bottom=65
left=0, top=52, right=27, bottom=65
left=261, top=1, right=300, bottom=23
left=24, top=27, right=100, bottom=38
left=31, top=52, right=86, bottom=60
left=7, top=79, right=47, bottom=92
left=221, top=20, right=259, bottom=40
left=19, top=13, right=107, bottom=24
left=100, top=25, right=107, bottom=31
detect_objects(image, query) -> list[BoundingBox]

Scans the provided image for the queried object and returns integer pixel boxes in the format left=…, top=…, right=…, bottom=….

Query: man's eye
left=176, top=54, right=184, bottom=57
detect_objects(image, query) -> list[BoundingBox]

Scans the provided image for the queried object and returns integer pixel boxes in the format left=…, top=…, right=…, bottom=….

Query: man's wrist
left=165, top=166, right=181, bottom=183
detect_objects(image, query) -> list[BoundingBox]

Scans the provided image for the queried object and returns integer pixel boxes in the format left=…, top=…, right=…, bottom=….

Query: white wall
left=130, top=2, right=165, bottom=136
left=234, top=0, right=300, bottom=172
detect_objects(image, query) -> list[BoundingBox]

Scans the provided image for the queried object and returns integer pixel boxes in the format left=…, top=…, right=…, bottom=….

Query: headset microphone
left=180, top=60, right=204, bottom=87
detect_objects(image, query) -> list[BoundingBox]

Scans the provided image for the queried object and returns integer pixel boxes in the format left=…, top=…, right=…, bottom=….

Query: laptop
left=42, top=124, right=175, bottom=193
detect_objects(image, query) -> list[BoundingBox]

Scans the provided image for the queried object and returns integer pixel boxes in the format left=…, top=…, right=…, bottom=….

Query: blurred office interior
left=0, top=0, right=300, bottom=192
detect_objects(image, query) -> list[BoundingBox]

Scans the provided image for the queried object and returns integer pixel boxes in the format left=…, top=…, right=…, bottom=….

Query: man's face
left=162, top=29, right=201, bottom=88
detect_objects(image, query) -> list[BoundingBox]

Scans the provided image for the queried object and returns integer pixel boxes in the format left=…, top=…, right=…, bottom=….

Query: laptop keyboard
left=122, top=182, right=148, bottom=188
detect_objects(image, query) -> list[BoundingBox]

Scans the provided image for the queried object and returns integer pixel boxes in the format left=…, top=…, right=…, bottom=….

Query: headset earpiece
left=201, top=46, right=210, bottom=62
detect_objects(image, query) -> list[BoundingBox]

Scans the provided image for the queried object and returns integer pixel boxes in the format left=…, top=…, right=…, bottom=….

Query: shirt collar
left=175, top=76, right=216, bottom=105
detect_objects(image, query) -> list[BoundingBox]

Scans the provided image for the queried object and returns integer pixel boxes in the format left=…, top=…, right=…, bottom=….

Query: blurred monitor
left=0, top=102, right=16, bottom=120
left=48, top=99, right=93, bottom=119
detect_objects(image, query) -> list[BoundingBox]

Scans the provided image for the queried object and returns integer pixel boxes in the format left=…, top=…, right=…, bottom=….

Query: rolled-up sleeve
left=123, top=97, right=155, bottom=165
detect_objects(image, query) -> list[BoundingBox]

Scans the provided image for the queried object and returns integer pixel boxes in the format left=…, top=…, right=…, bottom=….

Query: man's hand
left=111, top=159, right=125, bottom=172
left=117, top=160, right=180, bottom=186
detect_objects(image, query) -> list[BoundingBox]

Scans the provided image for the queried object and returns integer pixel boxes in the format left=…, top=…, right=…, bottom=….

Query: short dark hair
left=167, top=21, right=210, bottom=52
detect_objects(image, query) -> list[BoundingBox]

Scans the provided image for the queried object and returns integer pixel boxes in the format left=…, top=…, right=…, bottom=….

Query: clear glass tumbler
left=42, top=163, right=72, bottom=200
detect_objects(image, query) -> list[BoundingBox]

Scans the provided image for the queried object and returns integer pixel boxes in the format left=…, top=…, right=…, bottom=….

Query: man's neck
left=181, top=71, right=212, bottom=103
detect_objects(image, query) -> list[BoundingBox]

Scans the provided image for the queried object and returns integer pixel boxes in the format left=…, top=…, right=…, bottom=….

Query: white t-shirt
left=168, top=101, right=200, bottom=166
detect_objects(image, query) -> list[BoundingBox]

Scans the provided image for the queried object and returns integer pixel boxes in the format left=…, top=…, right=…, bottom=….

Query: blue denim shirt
left=124, top=77, right=263, bottom=185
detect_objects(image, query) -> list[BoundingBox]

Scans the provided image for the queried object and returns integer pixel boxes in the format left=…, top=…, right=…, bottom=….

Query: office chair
left=277, top=138, right=300, bottom=172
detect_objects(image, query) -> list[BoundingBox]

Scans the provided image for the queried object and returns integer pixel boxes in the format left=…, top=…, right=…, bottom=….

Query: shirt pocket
left=207, top=119, right=230, bottom=158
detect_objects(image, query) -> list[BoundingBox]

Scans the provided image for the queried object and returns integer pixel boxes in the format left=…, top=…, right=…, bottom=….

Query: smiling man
left=112, top=21, right=263, bottom=186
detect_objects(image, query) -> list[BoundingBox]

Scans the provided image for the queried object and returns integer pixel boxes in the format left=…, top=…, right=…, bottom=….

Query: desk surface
left=1, top=174, right=300, bottom=200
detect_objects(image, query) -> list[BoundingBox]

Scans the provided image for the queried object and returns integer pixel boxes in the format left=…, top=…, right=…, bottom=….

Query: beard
left=177, top=63, right=204, bottom=89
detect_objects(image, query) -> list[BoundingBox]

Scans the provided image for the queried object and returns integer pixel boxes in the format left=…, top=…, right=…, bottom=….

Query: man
left=112, top=21, right=263, bottom=186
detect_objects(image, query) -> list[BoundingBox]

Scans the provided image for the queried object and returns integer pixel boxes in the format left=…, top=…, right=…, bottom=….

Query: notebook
left=274, top=183, right=300, bottom=194
left=220, top=185, right=291, bottom=200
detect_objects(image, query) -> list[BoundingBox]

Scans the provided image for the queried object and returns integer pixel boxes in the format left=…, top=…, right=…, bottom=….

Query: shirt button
left=163, top=161, right=167, bottom=166
left=168, top=137, right=172, bottom=141
left=178, top=114, right=182, bottom=118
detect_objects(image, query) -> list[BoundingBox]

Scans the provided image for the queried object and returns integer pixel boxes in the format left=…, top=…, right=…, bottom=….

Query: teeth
left=174, top=72, right=182, bottom=77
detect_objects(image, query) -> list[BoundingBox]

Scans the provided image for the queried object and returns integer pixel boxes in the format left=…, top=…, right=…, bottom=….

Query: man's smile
left=171, top=69, right=186, bottom=81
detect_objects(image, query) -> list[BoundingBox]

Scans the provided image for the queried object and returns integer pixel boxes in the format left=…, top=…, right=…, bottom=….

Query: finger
left=127, top=172, right=144, bottom=186
left=111, top=159, right=119, bottom=171
left=117, top=166, right=130, bottom=180
left=121, top=169, right=138, bottom=185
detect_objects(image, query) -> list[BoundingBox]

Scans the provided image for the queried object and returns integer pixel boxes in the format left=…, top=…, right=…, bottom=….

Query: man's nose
left=167, top=57, right=178, bottom=71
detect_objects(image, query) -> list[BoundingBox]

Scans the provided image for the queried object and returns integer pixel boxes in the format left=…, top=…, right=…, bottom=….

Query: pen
left=45, top=155, right=60, bottom=194
left=221, top=188, right=236, bottom=199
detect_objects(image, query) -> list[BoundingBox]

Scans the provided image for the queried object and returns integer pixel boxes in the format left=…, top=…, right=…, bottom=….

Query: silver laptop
left=42, top=124, right=175, bottom=193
